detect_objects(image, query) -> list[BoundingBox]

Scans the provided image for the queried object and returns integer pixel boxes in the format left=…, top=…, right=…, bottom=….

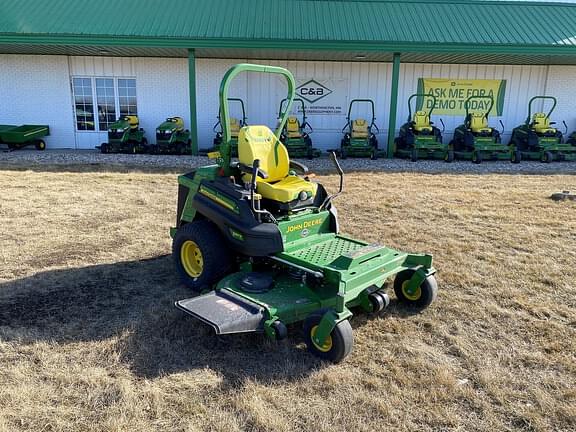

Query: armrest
left=289, top=160, right=309, bottom=175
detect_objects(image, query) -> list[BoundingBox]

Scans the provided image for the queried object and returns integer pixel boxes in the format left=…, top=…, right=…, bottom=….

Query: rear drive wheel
left=394, top=270, right=438, bottom=309
left=173, top=220, right=232, bottom=291
left=100, top=143, right=109, bottom=154
left=35, top=140, right=46, bottom=151
left=541, top=151, right=553, bottom=163
left=303, top=312, right=353, bottom=363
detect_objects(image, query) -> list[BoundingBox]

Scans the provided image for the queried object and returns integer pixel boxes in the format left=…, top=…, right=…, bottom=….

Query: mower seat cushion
left=286, top=117, right=302, bottom=139
left=470, top=113, right=492, bottom=134
left=229, top=118, right=241, bottom=138
left=238, top=125, right=317, bottom=203
left=351, top=119, right=369, bottom=139
left=124, top=115, right=139, bottom=130
left=413, top=111, right=432, bottom=133
left=532, top=113, right=556, bottom=134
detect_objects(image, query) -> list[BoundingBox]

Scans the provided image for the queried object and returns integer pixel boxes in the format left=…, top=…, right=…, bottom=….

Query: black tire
left=35, top=140, right=46, bottom=151
left=172, top=220, right=232, bottom=291
left=444, top=150, right=454, bottom=163
left=393, top=270, right=438, bottom=310
left=541, top=151, right=553, bottom=163
left=368, top=291, right=390, bottom=313
left=472, top=151, right=482, bottom=164
left=303, top=312, right=353, bottom=363
left=100, top=143, right=109, bottom=154
left=340, top=147, right=347, bottom=159
left=271, top=320, right=288, bottom=340
left=411, top=148, right=418, bottom=162
left=370, top=148, right=378, bottom=160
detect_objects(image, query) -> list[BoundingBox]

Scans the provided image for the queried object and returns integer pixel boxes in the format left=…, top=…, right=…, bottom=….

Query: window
left=118, top=78, right=137, bottom=116
left=95, top=78, right=116, bottom=131
left=73, top=78, right=95, bottom=131
left=72, top=77, right=137, bottom=132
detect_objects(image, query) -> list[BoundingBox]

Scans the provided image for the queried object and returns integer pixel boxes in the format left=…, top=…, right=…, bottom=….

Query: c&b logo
left=296, top=79, right=333, bottom=104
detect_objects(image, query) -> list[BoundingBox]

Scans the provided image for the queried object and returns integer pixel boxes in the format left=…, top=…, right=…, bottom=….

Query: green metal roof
left=1, top=0, right=576, bottom=59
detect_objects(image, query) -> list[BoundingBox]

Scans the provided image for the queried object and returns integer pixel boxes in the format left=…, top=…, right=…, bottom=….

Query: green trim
left=188, top=49, right=198, bottom=155
left=3, top=34, right=576, bottom=57
left=387, top=53, right=401, bottom=158
left=496, top=80, right=507, bottom=116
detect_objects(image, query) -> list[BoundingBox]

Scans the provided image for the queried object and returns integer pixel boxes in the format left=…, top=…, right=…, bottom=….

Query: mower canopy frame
left=526, top=96, right=557, bottom=125
left=342, top=99, right=379, bottom=134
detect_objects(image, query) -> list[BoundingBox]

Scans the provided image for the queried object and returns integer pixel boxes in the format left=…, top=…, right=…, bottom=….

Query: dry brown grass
left=1, top=167, right=575, bottom=432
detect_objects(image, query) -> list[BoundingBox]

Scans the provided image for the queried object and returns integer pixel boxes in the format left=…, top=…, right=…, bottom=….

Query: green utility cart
left=395, top=93, right=449, bottom=162
left=150, top=117, right=191, bottom=155
left=450, top=96, right=508, bottom=164
left=339, top=99, right=381, bottom=159
left=213, top=98, right=247, bottom=157
left=277, top=98, right=321, bottom=159
left=0, top=124, right=49, bottom=151
left=509, top=96, right=574, bottom=163
left=99, top=115, right=148, bottom=154
left=171, top=64, right=438, bottom=363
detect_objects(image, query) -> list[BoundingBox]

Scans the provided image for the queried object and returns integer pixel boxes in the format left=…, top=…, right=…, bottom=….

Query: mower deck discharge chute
left=171, top=64, right=438, bottom=363
left=450, top=95, right=508, bottom=164
left=99, top=115, right=148, bottom=154
left=212, top=98, right=247, bottom=157
left=395, top=93, right=448, bottom=162
left=277, top=98, right=320, bottom=159
left=0, top=124, right=49, bottom=151
left=509, top=96, right=575, bottom=163
left=339, top=99, right=381, bottom=159
left=151, top=117, right=191, bottom=155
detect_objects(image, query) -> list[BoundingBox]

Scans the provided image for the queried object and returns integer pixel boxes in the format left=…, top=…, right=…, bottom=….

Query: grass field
left=1, top=167, right=575, bottom=432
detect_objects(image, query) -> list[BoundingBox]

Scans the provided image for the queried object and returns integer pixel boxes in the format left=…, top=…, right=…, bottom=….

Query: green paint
left=387, top=53, right=401, bottom=158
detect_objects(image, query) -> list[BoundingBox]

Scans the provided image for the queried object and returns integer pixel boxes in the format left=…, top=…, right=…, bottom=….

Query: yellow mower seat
left=238, top=125, right=317, bottom=203
left=413, top=111, right=432, bottom=133
left=286, top=116, right=302, bottom=139
left=167, top=116, right=184, bottom=131
left=351, top=119, right=369, bottom=139
left=532, top=113, right=556, bottom=134
left=124, top=115, right=139, bottom=130
left=229, top=118, right=241, bottom=138
left=469, top=113, right=492, bottom=134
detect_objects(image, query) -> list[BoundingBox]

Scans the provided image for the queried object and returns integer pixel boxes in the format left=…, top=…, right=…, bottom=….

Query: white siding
left=544, top=66, right=576, bottom=135
left=0, top=54, right=74, bottom=149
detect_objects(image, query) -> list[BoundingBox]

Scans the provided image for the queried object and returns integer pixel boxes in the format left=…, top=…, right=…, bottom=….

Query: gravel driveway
left=1, top=149, right=576, bottom=174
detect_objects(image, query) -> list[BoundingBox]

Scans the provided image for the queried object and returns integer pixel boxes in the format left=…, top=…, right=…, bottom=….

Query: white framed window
left=72, top=77, right=137, bottom=132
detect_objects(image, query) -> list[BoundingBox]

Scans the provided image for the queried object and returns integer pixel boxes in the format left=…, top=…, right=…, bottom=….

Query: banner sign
left=294, top=78, right=348, bottom=116
left=417, top=78, right=507, bottom=116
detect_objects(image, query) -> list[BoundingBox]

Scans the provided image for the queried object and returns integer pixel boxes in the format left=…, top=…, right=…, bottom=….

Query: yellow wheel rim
left=39, top=142, right=45, bottom=150
left=402, top=280, right=421, bottom=301
left=180, top=240, right=203, bottom=278
left=310, top=325, right=333, bottom=353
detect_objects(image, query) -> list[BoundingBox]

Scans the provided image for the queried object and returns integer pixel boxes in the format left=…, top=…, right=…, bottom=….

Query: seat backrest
left=238, top=125, right=290, bottom=183
left=532, top=112, right=555, bottom=133
left=229, top=117, right=241, bottom=137
left=413, top=111, right=431, bottom=131
left=124, top=115, right=139, bottom=129
left=286, top=116, right=302, bottom=138
left=168, top=117, right=184, bottom=131
left=351, top=119, right=369, bottom=138
left=469, top=113, right=489, bottom=133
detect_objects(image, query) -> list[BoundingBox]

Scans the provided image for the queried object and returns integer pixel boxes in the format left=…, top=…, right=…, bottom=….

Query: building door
left=71, top=77, right=138, bottom=149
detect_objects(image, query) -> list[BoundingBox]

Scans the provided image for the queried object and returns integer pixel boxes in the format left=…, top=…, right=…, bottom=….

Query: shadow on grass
left=0, top=255, right=421, bottom=384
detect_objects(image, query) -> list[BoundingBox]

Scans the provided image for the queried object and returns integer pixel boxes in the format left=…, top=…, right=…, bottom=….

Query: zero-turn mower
left=509, top=96, right=574, bottom=163
left=450, top=96, right=507, bottom=164
left=150, top=117, right=191, bottom=155
left=339, top=99, right=381, bottom=159
left=277, top=98, right=320, bottom=159
left=98, top=115, right=148, bottom=154
left=394, top=93, right=448, bottom=162
left=213, top=98, right=247, bottom=157
left=171, top=64, right=438, bottom=363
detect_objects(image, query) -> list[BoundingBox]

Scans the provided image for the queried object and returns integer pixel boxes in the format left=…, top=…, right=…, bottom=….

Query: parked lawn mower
left=171, top=64, right=438, bottom=363
left=509, top=96, right=574, bottom=163
left=99, top=115, right=148, bottom=154
left=277, top=98, right=320, bottom=159
left=150, top=117, right=191, bottom=155
left=213, top=98, right=247, bottom=157
left=339, top=99, right=381, bottom=159
left=450, top=96, right=507, bottom=164
left=0, top=124, right=49, bottom=151
left=395, top=93, right=448, bottom=162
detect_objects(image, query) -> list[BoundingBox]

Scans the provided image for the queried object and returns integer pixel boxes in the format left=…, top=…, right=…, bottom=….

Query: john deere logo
left=297, top=79, right=332, bottom=104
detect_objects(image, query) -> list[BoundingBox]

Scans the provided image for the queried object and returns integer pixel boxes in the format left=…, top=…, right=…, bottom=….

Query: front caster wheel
left=472, top=151, right=482, bottom=164
left=303, top=313, right=353, bottom=363
left=541, top=151, right=553, bottom=163
left=444, top=150, right=454, bottom=163
left=394, top=270, right=438, bottom=309
left=411, top=148, right=419, bottom=162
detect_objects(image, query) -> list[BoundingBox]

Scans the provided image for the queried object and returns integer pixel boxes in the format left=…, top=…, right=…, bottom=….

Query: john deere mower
left=395, top=93, right=448, bottom=162
left=509, top=96, right=574, bottom=163
left=150, top=117, right=191, bottom=155
left=213, top=98, right=247, bottom=157
left=99, top=115, right=148, bottom=154
left=171, top=64, right=438, bottom=363
left=339, top=99, right=381, bottom=159
left=277, top=98, right=320, bottom=159
left=450, top=96, right=507, bottom=164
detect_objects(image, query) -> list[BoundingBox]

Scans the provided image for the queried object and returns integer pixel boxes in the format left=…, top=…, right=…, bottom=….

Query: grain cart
left=0, top=124, right=49, bottom=151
